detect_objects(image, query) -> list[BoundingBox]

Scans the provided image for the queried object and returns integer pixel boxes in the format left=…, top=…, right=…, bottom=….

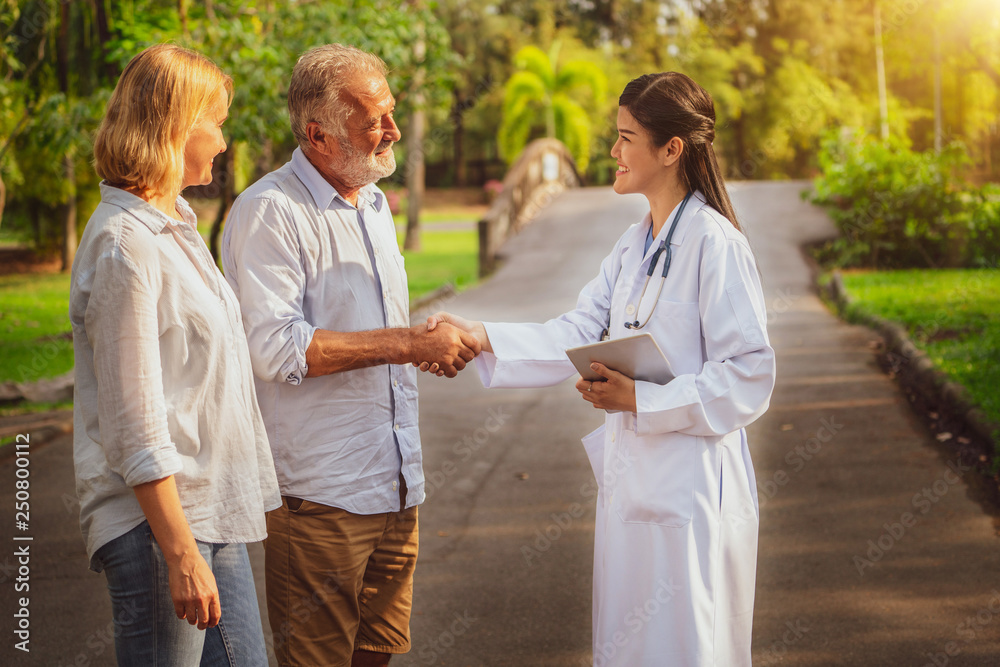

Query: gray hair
left=288, top=44, right=387, bottom=149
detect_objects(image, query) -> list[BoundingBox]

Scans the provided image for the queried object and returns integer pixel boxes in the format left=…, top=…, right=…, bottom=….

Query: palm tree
left=498, top=42, right=606, bottom=172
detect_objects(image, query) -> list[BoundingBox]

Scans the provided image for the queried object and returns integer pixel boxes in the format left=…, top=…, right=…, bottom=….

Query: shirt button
left=394, top=424, right=399, bottom=431
left=393, top=379, right=398, bottom=388
left=625, top=304, right=636, bottom=315
left=392, top=481, right=398, bottom=490
left=611, top=433, right=616, bottom=442
left=375, top=248, right=380, bottom=255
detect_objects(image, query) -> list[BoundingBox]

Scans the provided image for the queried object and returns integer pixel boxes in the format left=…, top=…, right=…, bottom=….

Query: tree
left=498, top=42, right=607, bottom=171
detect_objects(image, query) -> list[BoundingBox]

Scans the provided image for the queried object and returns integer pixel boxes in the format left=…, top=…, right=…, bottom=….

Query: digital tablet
left=566, top=333, right=675, bottom=385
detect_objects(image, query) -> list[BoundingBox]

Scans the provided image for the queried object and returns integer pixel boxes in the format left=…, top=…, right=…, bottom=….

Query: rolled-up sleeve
left=634, top=237, right=775, bottom=437
left=222, top=196, right=316, bottom=385
left=86, top=251, right=182, bottom=486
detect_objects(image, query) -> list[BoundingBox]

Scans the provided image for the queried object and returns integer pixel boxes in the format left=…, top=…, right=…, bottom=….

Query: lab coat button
left=625, top=304, right=636, bottom=315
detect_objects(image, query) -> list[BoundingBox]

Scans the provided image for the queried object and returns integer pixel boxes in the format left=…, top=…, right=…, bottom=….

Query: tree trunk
left=209, top=148, right=236, bottom=263
left=56, top=2, right=70, bottom=93
left=0, top=171, right=6, bottom=232
left=405, top=107, right=425, bottom=252
left=93, top=0, right=117, bottom=80
left=404, top=15, right=426, bottom=252
left=179, top=0, right=189, bottom=36
left=452, top=91, right=466, bottom=187
left=253, top=139, right=274, bottom=184
left=61, top=155, right=77, bottom=272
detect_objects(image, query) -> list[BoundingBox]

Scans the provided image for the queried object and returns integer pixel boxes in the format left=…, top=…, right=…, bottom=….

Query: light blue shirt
left=222, top=148, right=423, bottom=514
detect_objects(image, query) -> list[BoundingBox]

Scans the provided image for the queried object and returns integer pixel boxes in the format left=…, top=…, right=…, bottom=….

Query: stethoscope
left=623, top=190, right=693, bottom=330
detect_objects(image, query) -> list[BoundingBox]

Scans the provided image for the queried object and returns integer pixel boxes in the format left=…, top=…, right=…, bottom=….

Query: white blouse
left=70, top=183, right=280, bottom=560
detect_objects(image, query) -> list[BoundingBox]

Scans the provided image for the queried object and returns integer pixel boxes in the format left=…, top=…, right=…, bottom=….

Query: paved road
left=3, top=183, right=1000, bottom=666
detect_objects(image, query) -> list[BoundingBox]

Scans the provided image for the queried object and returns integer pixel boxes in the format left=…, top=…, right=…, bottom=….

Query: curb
left=0, top=410, right=73, bottom=461
left=410, top=283, right=458, bottom=315
left=825, top=270, right=999, bottom=451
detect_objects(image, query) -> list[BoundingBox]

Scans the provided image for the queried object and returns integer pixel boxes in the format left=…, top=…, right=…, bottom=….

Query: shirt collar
left=99, top=182, right=196, bottom=234
left=290, top=147, right=384, bottom=213
left=625, top=190, right=708, bottom=253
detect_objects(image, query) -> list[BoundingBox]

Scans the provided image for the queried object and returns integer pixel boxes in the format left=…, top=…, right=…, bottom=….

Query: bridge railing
left=478, top=138, right=582, bottom=277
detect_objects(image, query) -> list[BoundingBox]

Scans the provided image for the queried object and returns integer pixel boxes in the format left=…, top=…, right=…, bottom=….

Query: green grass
left=0, top=273, right=74, bottom=384
left=840, top=269, right=1000, bottom=426
left=0, top=230, right=477, bottom=389
left=398, top=230, right=478, bottom=301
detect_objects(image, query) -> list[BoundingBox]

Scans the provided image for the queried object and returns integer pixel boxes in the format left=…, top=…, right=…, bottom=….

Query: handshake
left=408, top=312, right=492, bottom=378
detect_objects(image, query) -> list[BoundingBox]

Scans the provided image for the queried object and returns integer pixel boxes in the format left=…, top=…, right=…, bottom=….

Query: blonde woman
left=70, top=44, right=279, bottom=665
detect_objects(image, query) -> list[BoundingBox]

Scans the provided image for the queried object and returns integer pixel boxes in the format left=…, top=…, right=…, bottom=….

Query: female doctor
left=425, top=72, right=775, bottom=666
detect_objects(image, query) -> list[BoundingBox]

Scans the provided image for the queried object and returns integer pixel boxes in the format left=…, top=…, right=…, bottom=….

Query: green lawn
left=840, top=269, right=1000, bottom=426
left=0, top=230, right=478, bottom=388
left=0, top=273, right=74, bottom=384
left=399, top=230, right=478, bottom=301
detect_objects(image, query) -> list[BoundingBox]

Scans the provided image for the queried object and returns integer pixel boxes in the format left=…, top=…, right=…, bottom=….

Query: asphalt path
left=3, top=183, right=1000, bottom=666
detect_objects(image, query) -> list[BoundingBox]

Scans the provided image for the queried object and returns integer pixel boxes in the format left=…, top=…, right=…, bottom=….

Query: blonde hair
left=93, top=43, right=232, bottom=198
left=288, top=44, right=387, bottom=149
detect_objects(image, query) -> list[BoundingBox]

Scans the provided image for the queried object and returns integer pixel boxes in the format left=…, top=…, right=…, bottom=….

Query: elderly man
left=222, top=44, right=479, bottom=667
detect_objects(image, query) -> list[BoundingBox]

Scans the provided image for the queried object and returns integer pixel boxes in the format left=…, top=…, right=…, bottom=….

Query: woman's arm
left=133, top=477, right=221, bottom=629
left=419, top=234, right=630, bottom=386
left=86, top=252, right=220, bottom=629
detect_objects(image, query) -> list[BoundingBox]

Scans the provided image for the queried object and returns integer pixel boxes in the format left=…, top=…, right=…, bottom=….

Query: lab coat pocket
left=580, top=424, right=606, bottom=487
left=615, top=430, right=696, bottom=527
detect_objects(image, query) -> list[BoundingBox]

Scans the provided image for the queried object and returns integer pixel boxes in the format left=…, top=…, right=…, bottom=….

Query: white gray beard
left=334, top=137, right=396, bottom=190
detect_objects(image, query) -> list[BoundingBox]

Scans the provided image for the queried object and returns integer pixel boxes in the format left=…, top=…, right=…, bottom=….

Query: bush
left=808, top=131, right=1000, bottom=269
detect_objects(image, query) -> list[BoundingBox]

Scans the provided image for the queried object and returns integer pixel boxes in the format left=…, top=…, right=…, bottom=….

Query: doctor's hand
left=415, top=311, right=493, bottom=375
left=408, top=321, right=481, bottom=378
left=576, top=362, right=637, bottom=413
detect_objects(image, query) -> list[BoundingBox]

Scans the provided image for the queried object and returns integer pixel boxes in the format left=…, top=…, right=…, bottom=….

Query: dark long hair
left=619, top=72, right=741, bottom=233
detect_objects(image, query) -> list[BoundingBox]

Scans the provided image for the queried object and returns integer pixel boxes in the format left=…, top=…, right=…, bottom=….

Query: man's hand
left=417, top=312, right=492, bottom=375
left=408, top=321, right=481, bottom=378
left=575, top=362, right=637, bottom=412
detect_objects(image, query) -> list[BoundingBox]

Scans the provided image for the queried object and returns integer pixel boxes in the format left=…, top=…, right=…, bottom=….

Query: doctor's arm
left=633, top=237, right=775, bottom=437
left=423, top=235, right=626, bottom=388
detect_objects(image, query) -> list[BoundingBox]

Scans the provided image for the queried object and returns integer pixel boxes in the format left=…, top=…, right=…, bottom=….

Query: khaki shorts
left=264, top=494, right=419, bottom=667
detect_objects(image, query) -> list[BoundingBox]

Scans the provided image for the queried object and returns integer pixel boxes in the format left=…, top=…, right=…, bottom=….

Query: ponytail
left=619, top=72, right=741, bottom=233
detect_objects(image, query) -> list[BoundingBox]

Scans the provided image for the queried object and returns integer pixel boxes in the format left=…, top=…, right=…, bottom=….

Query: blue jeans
left=91, top=521, right=268, bottom=666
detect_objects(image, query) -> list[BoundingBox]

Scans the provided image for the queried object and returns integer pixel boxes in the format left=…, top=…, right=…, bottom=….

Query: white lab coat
left=476, top=191, right=775, bottom=666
